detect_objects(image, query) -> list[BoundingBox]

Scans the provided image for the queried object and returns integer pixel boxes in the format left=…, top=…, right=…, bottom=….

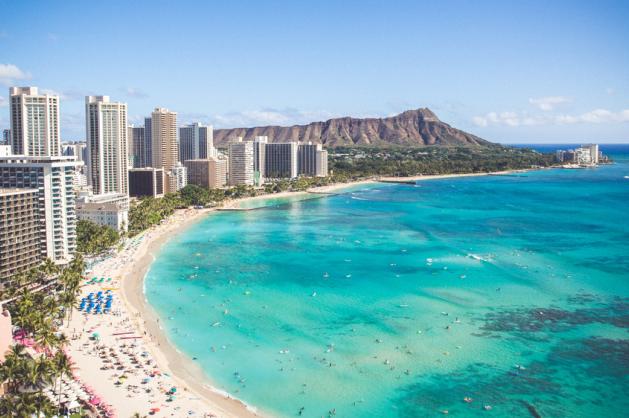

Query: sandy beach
left=64, top=208, right=261, bottom=418
left=62, top=169, right=537, bottom=417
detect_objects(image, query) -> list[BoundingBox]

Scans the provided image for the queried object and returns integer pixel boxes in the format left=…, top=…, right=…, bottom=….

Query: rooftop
left=0, top=187, right=39, bottom=196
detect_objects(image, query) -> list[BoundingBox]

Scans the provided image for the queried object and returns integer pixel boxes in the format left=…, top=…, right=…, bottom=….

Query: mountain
left=213, top=108, right=491, bottom=147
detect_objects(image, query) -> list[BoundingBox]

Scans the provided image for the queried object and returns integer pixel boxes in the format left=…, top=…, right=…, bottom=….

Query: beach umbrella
left=89, top=396, right=101, bottom=405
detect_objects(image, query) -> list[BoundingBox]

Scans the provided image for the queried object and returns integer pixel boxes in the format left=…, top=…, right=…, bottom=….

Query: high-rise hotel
left=0, top=155, right=78, bottom=264
left=151, top=108, right=185, bottom=193
left=228, top=138, right=255, bottom=186
left=0, top=188, right=43, bottom=282
left=179, top=122, right=216, bottom=162
left=9, top=87, right=61, bottom=157
left=85, top=96, right=129, bottom=196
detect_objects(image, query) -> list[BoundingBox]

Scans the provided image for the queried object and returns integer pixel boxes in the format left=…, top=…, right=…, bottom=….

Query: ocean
left=145, top=144, right=629, bottom=417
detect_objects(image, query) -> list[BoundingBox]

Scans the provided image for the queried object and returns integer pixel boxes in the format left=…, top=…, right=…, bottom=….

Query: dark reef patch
left=478, top=297, right=629, bottom=335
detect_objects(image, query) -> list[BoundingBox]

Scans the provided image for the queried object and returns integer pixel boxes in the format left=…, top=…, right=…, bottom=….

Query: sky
left=0, top=0, right=628, bottom=143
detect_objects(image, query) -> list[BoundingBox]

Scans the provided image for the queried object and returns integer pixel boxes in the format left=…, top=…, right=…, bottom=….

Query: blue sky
left=1, top=0, right=628, bottom=143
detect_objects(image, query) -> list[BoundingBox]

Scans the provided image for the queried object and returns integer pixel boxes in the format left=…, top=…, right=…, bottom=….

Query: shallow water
left=146, top=145, right=629, bottom=417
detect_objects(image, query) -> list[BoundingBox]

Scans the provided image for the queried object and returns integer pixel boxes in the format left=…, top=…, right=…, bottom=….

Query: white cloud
left=529, top=96, right=571, bottom=111
left=40, top=88, right=67, bottom=99
left=123, top=87, right=148, bottom=98
left=201, top=108, right=335, bottom=129
left=0, top=63, right=31, bottom=86
left=0, top=96, right=6, bottom=107
left=473, top=108, right=629, bottom=127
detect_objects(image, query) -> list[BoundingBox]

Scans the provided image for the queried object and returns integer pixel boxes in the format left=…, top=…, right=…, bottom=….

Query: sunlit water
left=146, top=145, right=629, bottom=417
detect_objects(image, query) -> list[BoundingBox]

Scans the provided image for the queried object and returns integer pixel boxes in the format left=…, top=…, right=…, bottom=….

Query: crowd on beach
left=62, top=209, right=232, bottom=417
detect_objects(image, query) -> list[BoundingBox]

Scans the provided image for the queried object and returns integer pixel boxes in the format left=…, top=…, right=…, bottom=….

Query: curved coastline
left=119, top=207, right=264, bottom=418
left=68, top=169, right=545, bottom=417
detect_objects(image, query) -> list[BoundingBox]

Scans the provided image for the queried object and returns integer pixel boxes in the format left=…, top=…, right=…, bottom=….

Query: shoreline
left=65, top=168, right=543, bottom=417
left=119, top=208, right=263, bottom=417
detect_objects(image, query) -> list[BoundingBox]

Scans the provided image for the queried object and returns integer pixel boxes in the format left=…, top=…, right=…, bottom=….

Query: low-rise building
left=129, top=167, right=165, bottom=198
left=76, top=192, right=129, bottom=231
left=0, top=188, right=43, bottom=282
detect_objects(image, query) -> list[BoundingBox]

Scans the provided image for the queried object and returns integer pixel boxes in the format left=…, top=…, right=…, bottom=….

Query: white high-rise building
left=179, top=123, right=216, bottom=162
left=316, top=149, right=328, bottom=177
left=0, top=156, right=78, bottom=264
left=86, top=96, right=129, bottom=196
left=9, top=87, right=61, bottom=157
left=586, top=144, right=599, bottom=164
left=228, top=138, right=255, bottom=186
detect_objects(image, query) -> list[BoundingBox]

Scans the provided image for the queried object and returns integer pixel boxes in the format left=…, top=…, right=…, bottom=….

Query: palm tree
left=15, top=392, right=39, bottom=417
left=0, top=393, right=18, bottom=416
left=35, top=325, right=60, bottom=353
left=0, top=356, right=20, bottom=394
left=32, top=392, right=56, bottom=418
left=40, top=258, right=59, bottom=279
left=23, top=360, right=40, bottom=392
left=52, top=351, right=72, bottom=412
left=58, top=290, right=78, bottom=326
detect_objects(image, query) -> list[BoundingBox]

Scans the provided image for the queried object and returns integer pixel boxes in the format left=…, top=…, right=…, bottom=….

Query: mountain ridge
left=213, top=108, right=492, bottom=147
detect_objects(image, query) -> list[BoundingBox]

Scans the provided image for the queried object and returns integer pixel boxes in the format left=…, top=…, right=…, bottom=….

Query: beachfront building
left=166, top=163, right=187, bottom=193
left=228, top=138, right=255, bottom=186
left=297, top=142, right=318, bottom=176
left=1, top=129, right=9, bottom=145
left=184, top=157, right=227, bottom=189
left=0, top=145, right=10, bottom=157
left=297, top=142, right=328, bottom=177
left=76, top=192, right=129, bottom=231
left=0, top=188, right=43, bottom=282
left=265, top=142, right=298, bottom=179
left=253, top=136, right=267, bottom=186
left=129, top=167, right=165, bottom=198
left=315, top=148, right=328, bottom=177
left=86, top=96, right=129, bottom=196
left=128, top=125, right=146, bottom=168
left=9, top=87, right=61, bottom=157
left=556, top=144, right=602, bottom=166
left=585, top=144, right=599, bottom=164
left=0, top=156, right=78, bottom=264
left=179, top=122, right=216, bottom=163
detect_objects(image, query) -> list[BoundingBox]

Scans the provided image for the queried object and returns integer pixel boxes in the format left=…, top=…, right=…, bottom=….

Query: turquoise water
left=146, top=146, right=629, bottom=418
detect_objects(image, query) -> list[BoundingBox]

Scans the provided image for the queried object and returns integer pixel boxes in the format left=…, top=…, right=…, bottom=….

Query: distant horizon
left=1, top=0, right=628, bottom=143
